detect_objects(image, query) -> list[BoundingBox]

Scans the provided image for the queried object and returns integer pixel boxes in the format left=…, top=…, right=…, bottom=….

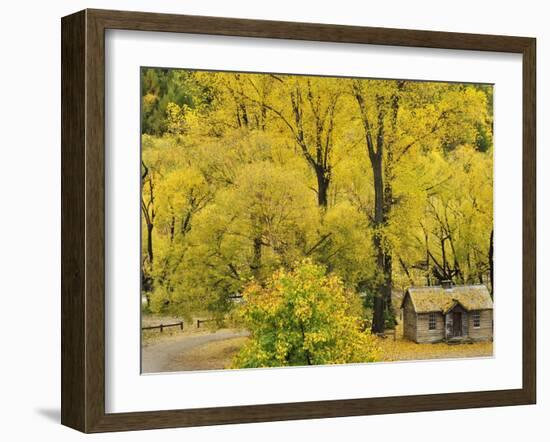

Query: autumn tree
left=140, top=68, right=493, bottom=341
left=179, top=159, right=320, bottom=318
left=232, top=260, right=380, bottom=368
left=225, top=74, right=349, bottom=208
left=351, top=80, right=491, bottom=332
left=141, top=68, right=210, bottom=135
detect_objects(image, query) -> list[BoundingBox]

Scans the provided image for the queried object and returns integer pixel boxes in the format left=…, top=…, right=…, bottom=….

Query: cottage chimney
left=441, top=280, right=453, bottom=289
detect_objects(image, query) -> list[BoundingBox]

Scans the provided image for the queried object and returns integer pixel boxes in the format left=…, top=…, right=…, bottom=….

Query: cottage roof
left=401, top=285, right=493, bottom=313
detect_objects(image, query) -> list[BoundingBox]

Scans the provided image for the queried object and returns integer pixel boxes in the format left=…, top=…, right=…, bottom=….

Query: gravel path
left=142, top=329, right=249, bottom=373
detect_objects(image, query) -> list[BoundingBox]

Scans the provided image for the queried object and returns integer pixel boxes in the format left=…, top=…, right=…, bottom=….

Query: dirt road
left=142, top=329, right=249, bottom=373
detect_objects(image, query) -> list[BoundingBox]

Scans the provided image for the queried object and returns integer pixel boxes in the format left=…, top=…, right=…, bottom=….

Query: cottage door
left=452, top=312, right=462, bottom=337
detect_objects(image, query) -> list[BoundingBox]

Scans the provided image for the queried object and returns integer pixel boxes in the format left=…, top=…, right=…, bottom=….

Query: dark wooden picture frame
left=61, top=8, right=536, bottom=433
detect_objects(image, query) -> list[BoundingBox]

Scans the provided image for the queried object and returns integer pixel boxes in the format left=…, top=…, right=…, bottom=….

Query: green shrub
left=232, top=260, right=380, bottom=368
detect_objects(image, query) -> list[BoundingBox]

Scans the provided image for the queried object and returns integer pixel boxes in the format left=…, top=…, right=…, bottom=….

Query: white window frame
left=472, top=311, right=481, bottom=328
left=428, top=312, right=437, bottom=330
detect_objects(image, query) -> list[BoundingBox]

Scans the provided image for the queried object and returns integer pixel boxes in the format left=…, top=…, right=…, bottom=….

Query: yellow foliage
left=232, top=260, right=380, bottom=368
left=140, top=68, right=493, bottom=346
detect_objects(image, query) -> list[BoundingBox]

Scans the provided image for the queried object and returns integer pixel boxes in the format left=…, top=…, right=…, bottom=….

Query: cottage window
left=429, top=312, right=437, bottom=330
left=473, top=311, right=481, bottom=328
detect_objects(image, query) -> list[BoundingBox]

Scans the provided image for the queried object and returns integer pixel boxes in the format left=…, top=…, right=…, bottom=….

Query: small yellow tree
left=232, top=260, right=380, bottom=368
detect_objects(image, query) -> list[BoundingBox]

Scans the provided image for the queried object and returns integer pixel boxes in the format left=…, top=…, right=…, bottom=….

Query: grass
left=168, top=337, right=249, bottom=371
left=162, top=325, right=492, bottom=371
left=376, top=325, right=493, bottom=362
left=142, top=313, right=492, bottom=371
left=141, top=313, right=220, bottom=346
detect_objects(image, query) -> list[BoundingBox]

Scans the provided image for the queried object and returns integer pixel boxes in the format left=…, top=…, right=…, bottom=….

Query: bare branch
left=305, top=233, right=333, bottom=256
left=394, top=110, right=449, bottom=163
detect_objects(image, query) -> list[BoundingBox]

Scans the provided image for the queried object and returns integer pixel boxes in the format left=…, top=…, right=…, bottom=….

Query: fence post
left=160, top=324, right=163, bottom=333
left=180, top=321, right=183, bottom=330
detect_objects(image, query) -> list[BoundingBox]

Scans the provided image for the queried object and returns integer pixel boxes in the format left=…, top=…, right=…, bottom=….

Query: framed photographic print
left=61, top=9, right=536, bottom=433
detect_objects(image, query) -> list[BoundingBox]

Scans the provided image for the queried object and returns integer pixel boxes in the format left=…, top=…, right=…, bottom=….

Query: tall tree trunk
left=379, top=82, right=404, bottom=319
left=141, top=216, right=155, bottom=296
left=441, top=234, right=448, bottom=280
left=425, top=230, right=431, bottom=285
left=315, top=166, right=330, bottom=207
left=251, top=235, right=262, bottom=279
left=383, top=252, right=393, bottom=318
left=169, top=215, right=175, bottom=243
left=398, top=256, right=414, bottom=286
left=353, top=84, right=389, bottom=334
left=141, top=160, right=155, bottom=295
left=371, top=150, right=386, bottom=333
left=147, top=223, right=154, bottom=265
left=383, top=150, right=395, bottom=321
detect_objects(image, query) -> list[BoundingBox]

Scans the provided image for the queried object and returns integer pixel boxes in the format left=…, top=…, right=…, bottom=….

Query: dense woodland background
left=141, top=68, right=493, bottom=334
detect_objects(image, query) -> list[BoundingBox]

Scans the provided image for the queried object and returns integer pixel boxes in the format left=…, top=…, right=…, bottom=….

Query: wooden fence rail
left=141, top=321, right=184, bottom=332
left=196, top=319, right=214, bottom=328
